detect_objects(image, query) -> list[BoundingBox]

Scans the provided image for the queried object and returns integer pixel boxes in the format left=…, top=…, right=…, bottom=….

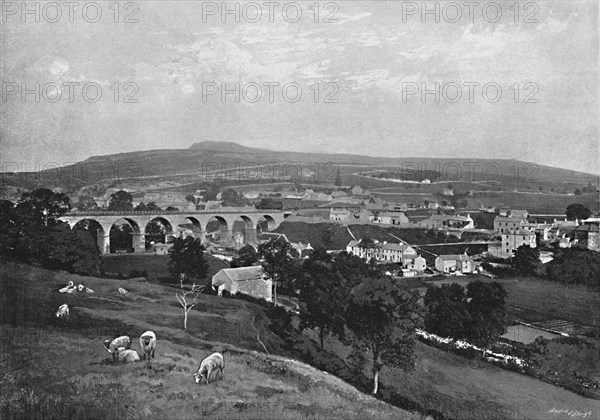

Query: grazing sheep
left=78, top=284, right=85, bottom=292
left=194, top=352, right=224, bottom=385
left=58, top=281, right=75, bottom=293
left=118, top=288, right=128, bottom=295
left=55, top=304, right=69, bottom=319
left=139, top=331, right=156, bottom=360
left=103, top=336, right=131, bottom=361
left=116, top=348, right=140, bottom=363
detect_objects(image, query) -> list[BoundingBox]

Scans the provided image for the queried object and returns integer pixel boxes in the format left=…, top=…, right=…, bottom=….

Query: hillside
left=0, top=262, right=420, bottom=420
left=1, top=142, right=597, bottom=199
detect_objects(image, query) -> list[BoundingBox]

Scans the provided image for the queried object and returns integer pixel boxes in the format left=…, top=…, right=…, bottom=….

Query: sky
left=1, top=0, right=598, bottom=175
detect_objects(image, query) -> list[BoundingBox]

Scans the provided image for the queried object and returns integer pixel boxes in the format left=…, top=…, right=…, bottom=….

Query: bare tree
left=175, top=274, right=204, bottom=331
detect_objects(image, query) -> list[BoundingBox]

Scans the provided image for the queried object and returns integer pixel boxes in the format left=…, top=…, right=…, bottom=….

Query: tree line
left=0, top=188, right=101, bottom=275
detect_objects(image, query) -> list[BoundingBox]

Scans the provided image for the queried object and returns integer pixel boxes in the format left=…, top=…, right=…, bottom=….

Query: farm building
left=152, top=243, right=170, bottom=255
left=212, top=266, right=273, bottom=302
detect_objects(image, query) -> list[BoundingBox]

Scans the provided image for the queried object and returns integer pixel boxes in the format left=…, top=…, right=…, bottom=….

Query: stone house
left=435, top=254, right=475, bottom=274
left=212, top=266, right=273, bottom=302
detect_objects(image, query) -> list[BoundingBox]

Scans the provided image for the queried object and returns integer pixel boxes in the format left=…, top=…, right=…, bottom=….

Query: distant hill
left=1, top=141, right=598, bottom=199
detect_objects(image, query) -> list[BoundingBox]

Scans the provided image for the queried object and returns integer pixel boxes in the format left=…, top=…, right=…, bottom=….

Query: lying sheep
left=103, top=336, right=131, bottom=362
left=116, top=347, right=140, bottom=363
left=55, top=304, right=69, bottom=319
left=139, top=331, right=156, bottom=360
left=193, top=352, right=224, bottom=385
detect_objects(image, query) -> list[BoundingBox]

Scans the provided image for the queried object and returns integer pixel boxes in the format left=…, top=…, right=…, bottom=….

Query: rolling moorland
left=1, top=142, right=598, bottom=214
left=2, top=259, right=599, bottom=420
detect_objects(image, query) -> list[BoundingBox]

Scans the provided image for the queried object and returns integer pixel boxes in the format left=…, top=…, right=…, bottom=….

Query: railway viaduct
left=60, top=207, right=290, bottom=254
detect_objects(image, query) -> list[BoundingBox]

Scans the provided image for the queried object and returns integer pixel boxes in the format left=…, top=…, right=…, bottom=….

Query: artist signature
left=547, top=408, right=593, bottom=418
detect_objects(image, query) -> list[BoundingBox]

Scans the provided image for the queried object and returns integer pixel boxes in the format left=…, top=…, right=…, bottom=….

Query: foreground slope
left=0, top=262, right=422, bottom=420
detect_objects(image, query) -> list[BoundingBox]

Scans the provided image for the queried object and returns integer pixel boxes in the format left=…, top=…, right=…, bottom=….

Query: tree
left=175, top=276, right=204, bottom=330
left=166, top=206, right=179, bottom=212
left=76, top=195, right=98, bottom=211
left=566, top=204, right=591, bottom=221
left=185, top=194, right=196, bottom=204
left=146, top=202, right=161, bottom=211
left=512, top=245, right=542, bottom=277
left=297, top=248, right=347, bottom=349
left=464, top=281, right=508, bottom=346
left=424, top=284, right=470, bottom=339
left=134, top=202, right=147, bottom=211
left=34, top=224, right=101, bottom=275
left=167, top=237, right=208, bottom=282
left=110, top=223, right=133, bottom=252
left=258, top=237, right=294, bottom=305
left=108, top=190, right=133, bottom=211
left=547, top=248, right=600, bottom=287
left=221, top=189, right=249, bottom=207
left=16, top=188, right=71, bottom=226
left=574, top=188, right=582, bottom=196
left=346, top=276, right=422, bottom=395
left=334, top=168, right=342, bottom=186
left=0, top=199, right=19, bottom=257
left=230, top=244, right=258, bottom=268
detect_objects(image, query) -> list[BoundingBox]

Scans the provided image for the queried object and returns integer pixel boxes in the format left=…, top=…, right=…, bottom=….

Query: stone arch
left=144, top=216, right=174, bottom=249
left=205, top=216, right=229, bottom=245
left=257, top=215, right=277, bottom=232
left=231, top=215, right=257, bottom=248
left=72, top=219, right=106, bottom=252
left=108, top=218, right=142, bottom=253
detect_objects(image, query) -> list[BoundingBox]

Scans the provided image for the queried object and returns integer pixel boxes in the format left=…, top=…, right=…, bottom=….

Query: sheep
left=78, top=284, right=85, bottom=292
left=193, top=352, right=224, bottom=385
left=58, top=281, right=75, bottom=293
left=116, top=347, right=140, bottom=363
left=55, top=304, right=69, bottom=319
left=118, top=288, right=128, bottom=295
left=139, top=331, right=156, bottom=360
left=103, top=336, right=131, bottom=362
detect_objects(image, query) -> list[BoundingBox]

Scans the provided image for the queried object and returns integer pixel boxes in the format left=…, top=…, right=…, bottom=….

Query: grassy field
left=427, top=276, right=600, bottom=329
left=2, top=261, right=599, bottom=420
left=0, top=262, right=419, bottom=420
left=100, top=254, right=228, bottom=284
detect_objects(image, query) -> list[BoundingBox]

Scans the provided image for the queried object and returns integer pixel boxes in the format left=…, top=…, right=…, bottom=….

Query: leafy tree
left=134, top=202, right=147, bottom=211
left=297, top=248, right=346, bottom=349
left=512, top=245, right=542, bottom=277
left=146, top=202, right=161, bottom=211
left=258, top=237, right=294, bottom=305
left=230, top=244, right=258, bottom=268
left=346, top=276, right=422, bottom=395
left=145, top=220, right=167, bottom=246
left=464, top=281, right=508, bottom=346
left=166, top=206, right=179, bottom=212
left=108, top=190, right=133, bottom=211
left=546, top=248, right=600, bottom=287
left=185, top=194, right=196, bottom=204
left=221, top=189, right=249, bottom=207
left=566, top=204, right=591, bottom=221
left=167, top=237, right=208, bottom=282
left=76, top=195, right=98, bottom=211
left=27, top=223, right=101, bottom=275
left=0, top=199, right=19, bottom=257
left=424, top=284, right=470, bottom=339
left=16, top=188, right=71, bottom=226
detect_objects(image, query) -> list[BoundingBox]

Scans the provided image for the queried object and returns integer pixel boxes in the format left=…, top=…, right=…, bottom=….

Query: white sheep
left=118, top=288, right=128, bottom=295
left=139, top=331, right=156, bottom=360
left=193, top=352, right=224, bottom=385
left=55, top=304, right=69, bottom=319
left=58, top=281, right=75, bottom=293
left=103, top=336, right=131, bottom=362
left=116, top=347, right=140, bottom=363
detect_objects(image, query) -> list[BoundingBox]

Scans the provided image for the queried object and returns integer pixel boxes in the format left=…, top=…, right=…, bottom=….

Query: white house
left=435, top=254, right=475, bottom=274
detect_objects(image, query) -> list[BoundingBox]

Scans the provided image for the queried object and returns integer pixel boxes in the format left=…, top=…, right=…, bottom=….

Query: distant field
left=100, top=254, right=228, bottom=284
left=467, top=192, right=599, bottom=214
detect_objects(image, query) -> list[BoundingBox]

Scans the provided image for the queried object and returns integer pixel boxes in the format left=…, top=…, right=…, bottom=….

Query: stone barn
left=212, top=266, right=273, bottom=302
